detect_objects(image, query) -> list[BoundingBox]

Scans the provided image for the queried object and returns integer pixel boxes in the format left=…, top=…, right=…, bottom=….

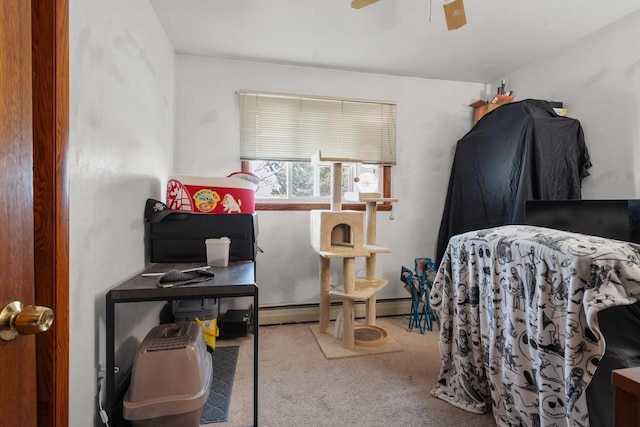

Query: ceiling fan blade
left=351, top=0, right=381, bottom=9
left=443, top=0, right=466, bottom=30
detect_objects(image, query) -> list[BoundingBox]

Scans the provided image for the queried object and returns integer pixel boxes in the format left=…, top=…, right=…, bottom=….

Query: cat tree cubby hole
left=331, top=224, right=354, bottom=247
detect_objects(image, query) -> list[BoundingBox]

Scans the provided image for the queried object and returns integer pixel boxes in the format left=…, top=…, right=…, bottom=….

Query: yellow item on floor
left=195, top=317, right=219, bottom=349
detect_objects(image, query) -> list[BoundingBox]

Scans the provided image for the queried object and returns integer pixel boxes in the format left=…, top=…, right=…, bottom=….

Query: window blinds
left=239, top=90, right=397, bottom=165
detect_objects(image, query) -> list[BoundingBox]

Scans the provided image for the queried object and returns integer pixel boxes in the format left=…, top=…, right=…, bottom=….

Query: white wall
left=68, top=0, right=175, bottom=425
left=175, top=56, right=486, bottom=305
left=502, top=10, right=640, bottom=199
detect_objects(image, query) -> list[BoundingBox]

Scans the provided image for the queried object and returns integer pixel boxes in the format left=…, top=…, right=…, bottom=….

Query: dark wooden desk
left=612, top=367, right=640, bottom=426
left=105, top=262, right=258, bottom=426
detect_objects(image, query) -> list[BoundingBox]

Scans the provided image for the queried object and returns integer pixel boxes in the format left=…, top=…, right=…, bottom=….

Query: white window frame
left=246, top=160, right=382, bottom=204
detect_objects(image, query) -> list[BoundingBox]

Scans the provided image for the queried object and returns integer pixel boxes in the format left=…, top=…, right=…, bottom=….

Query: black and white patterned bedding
left=430, top=225, right=640, bottom=426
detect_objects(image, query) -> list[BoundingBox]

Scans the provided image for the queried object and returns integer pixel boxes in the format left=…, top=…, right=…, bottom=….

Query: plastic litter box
left=122, top=322, right=212, bottom=427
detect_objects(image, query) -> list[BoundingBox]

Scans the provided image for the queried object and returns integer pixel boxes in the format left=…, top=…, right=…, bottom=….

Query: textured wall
left=502, top=10, right=640, bottom=199
left=68, top=0, right=175, bottom=425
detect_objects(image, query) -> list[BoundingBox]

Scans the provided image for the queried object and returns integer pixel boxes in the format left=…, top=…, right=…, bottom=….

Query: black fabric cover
left=436, top=99, right=592, bottom=264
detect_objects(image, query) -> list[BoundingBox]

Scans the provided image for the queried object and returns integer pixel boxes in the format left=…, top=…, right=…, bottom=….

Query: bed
left=429, top=225, right=640, bottom=426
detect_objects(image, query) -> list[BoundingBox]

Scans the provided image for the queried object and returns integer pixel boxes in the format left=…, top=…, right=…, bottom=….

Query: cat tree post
left=331, top=162, right=342, bottom=211
left=360, top=195, right=398, bottom=325
left=342, top=257, right=356, bottom=348
left=364, top=199, right=378, bottom=324
left=319, top=256, right=331, bottom=333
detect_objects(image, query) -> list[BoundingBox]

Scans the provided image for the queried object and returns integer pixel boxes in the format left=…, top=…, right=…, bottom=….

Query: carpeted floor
left=203, top=316, right=496, bottom=427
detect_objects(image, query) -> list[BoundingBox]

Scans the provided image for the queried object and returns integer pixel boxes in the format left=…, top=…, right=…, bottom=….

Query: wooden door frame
left=32, top=0, right=69, bottom=425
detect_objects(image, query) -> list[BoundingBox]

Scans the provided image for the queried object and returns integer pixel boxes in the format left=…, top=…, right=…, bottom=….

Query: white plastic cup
left=205, top=237, right=231, bottom=267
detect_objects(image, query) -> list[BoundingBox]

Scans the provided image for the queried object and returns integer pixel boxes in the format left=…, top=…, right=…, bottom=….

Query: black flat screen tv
left=524, top=199, right=640, bottom=244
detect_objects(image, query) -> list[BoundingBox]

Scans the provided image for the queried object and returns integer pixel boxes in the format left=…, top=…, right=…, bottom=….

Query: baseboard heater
left=258, top=297, right=412, bottom=326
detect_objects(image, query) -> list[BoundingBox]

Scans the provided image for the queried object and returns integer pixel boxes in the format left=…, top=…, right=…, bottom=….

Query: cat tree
left=309, top=151, right=397, bottom=355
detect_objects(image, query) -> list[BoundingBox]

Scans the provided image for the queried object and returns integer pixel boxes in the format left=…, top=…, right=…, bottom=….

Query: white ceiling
left=150, top=0, right=640, bottom=83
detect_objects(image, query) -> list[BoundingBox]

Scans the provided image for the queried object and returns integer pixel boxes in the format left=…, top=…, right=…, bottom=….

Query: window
left=247, top=160, right=381, bottom=201
left=239, top=90, right=396, bottom=211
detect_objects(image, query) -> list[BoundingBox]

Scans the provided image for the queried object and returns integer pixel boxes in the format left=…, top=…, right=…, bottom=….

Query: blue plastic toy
left=400, top=257, right=437, bottom=333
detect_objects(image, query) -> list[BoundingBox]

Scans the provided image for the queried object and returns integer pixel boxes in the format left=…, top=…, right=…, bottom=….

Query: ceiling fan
left=351, top=0, right=467, bottom=31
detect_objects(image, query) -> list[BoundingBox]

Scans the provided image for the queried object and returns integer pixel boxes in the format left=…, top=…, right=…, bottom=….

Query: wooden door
left=0, top=2, right=38, bottom=422
left=0, top=1, right=69, bottom=425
